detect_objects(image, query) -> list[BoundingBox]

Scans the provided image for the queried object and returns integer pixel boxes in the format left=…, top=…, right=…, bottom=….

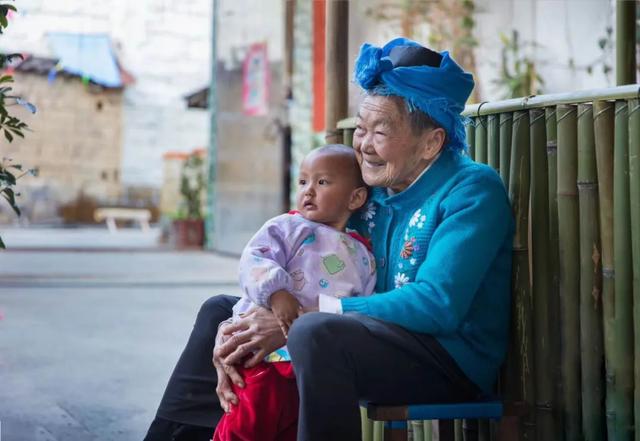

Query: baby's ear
left=348, top=186, right=368, bottom=211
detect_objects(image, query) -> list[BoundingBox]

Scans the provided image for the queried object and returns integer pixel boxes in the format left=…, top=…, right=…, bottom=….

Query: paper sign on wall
left=242, top=43, right=269, bottom=116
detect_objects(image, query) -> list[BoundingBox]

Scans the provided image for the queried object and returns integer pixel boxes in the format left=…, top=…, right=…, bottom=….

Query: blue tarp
left=47, top=33, right=122, bottom=88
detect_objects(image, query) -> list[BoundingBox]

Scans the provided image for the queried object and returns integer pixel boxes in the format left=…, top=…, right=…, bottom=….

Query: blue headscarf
left=354, top=38, right=474, bottom=152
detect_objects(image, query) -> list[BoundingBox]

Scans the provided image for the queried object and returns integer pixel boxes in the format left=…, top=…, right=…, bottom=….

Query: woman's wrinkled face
left=353, top=95, right=434, bottom=193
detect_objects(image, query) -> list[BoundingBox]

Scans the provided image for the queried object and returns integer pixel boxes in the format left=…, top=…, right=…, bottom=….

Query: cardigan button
left=379, top=257, right=386, bottom=268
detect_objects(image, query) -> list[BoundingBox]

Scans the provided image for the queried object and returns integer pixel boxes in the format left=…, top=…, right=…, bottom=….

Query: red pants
left=212, top=362, right=298, bottom=441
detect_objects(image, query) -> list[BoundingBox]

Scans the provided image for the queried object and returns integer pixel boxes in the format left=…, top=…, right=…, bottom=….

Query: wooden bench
left=94, top=207, right=151, bottom=233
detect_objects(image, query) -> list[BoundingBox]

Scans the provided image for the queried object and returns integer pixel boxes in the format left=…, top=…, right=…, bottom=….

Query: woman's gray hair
left=363, top=86, right=448, bottom=142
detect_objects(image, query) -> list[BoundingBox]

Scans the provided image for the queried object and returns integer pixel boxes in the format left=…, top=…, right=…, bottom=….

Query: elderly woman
left=144, top=38, right=513, bottom=441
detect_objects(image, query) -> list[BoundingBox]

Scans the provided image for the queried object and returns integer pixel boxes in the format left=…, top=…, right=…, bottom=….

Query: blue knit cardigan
left=344, top=148, right=514, bottom=393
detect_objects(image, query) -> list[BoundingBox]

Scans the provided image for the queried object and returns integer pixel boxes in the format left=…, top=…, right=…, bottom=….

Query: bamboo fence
left=336, top=84, right=640, bottom=441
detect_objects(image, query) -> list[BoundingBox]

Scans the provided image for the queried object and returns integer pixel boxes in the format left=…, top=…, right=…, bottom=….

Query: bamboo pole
left=615, top=0, right=636, bottom=86
left=499, top=113, right=513, bottom=188
left=593, top=100, right=621, bottom=441
left=463, top=84, right=640, bottom=117
left=530, top=108, right=554, bottom=441
left=361, top=407, right=373, bottom=441
left=475, top=116, right=488, bottom=164
left=577, top=103, right=605, bottom=441
left=373, top=420, right=383, bottom=441
left=336, top=85, right=640, bottom=132
left=506, top=110, right=534, bottom=441
left=467, top=119, right=476, bottom=160
left=612, top=99, right=635, bottom=440
left=556, top=104, right=582, bottom=441
left=629, top=99, right=640, bottom=441
left=411, top=421, right=424, bottom=441
left=455, top=419, right=463, bottom=441
left=544, top=107, right=563, bottom=439
left=488, top=114, right=500, bottom=171
left=324, top=0, right=349, bottom=143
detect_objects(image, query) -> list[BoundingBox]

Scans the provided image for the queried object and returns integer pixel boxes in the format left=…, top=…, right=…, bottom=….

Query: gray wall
left=212, top=62, right=285, bottom=254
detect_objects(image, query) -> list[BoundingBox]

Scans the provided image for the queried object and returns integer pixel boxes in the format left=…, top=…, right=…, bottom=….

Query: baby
left=212, top=144, right=377, bottom=441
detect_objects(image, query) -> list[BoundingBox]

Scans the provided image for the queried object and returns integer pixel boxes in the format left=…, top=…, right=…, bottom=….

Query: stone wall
left=1, top=73, right=123, bottom=223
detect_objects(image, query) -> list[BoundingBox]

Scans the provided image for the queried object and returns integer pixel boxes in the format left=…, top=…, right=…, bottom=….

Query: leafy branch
left=0, top=1, right=36, bottom=249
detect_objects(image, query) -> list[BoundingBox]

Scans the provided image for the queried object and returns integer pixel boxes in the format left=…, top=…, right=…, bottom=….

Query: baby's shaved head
left=305, top=144, right=366, bottom=188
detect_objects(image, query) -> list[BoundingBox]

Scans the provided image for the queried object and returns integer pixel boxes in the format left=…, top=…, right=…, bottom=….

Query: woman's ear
left=422, top=127, right=446, bottom=161
left=348, top=186, right=369, bottom=211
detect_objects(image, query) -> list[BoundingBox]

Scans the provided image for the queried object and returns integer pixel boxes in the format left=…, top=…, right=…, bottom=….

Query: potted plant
left=172, top=151, right=206, bottom=248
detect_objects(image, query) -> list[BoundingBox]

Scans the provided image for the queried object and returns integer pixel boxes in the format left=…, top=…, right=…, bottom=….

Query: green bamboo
left=615, top=0, right=636, bottom=86
left=343, top=128, right=354, bottom=147
left=455, top=419, right=463, bottom=441
left=361, top=407, right=373, bottom=441
left=335, top=85, right=640, bottom=132
left=499, top=113, right=513, bottom=189
left=411, top=421, right=424, bottom=441
left=475, top=116, right=488, bottom=164
left=488, top=114, right=500, bottom=171
left=373, top=420, right=384, bottom=441
left=577, top=103, right=605, bottom=441
left=629, top=99, right=640, bottom=441
left=462, top=84, right=640, bottom=117
left=612, top=99, right=635, bottom=440
left=530, top=108, right=554, bottom=441
left=467, top=119, right=476, bottom=160
left=424, top=421, right=432, bottom=441
left=593, top=100, right=620, bottom=441
left=556, top=104, right=582, bottom=441
left=506, top=110, right=534, bottom=441
left=544, top=106, right=563, bottom=439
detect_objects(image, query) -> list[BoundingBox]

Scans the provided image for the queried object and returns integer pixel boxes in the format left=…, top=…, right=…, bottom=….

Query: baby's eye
left=318, top=179, right=328, bottom=185
left=298, top=179, right=306, bottom=186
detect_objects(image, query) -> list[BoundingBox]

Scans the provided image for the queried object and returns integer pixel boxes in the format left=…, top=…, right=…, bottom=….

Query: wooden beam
left=324, top=0, right=349, bottom=143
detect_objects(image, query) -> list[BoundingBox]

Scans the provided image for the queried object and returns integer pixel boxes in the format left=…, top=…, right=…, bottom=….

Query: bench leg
left=495, top=415, right=520, bottom=441
left=106, top=217, right=117, bottom=234
left=140, top=219, right=150, bottom=232
left=432, top=420, right=454, bottom=441
left=384, top=421, right=408, bottom=441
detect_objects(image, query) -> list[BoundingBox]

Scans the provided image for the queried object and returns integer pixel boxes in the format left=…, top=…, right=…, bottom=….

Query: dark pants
left=145, top=297, right=480, bottom=441
left=144, top=295, right=238, bottom=441
left=287, top=312, right=481, bottom=441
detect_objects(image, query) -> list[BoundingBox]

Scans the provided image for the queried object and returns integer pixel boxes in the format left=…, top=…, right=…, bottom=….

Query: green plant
left=366, top=0, right=480, bottom=100
left=494, top=30, right=544, bottom=99
left=572, top=26, right=613, bottom=83
left=0, top=1, right=36, bottom=249
left=178, top=153, right=205, bottom=220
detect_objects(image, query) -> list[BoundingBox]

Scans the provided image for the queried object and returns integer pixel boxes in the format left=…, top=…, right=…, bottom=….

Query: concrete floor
left=0, top=229, right=241, bottom=441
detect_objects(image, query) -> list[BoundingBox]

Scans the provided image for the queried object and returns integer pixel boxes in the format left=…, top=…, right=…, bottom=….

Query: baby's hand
left=270, top=290, right=302, bottom=338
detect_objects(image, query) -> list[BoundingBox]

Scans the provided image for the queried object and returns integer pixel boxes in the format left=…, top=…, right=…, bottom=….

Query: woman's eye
left=375, top=131, right=386, bottom=137
left=355, top=126, right=365, bottom=135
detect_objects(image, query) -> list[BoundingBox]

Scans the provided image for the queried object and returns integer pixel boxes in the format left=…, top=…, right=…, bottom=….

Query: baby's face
left=296, top=152, right=361, bottom=229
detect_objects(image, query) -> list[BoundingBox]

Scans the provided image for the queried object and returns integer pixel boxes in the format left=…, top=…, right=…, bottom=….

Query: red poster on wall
left=242, top=43, right=269, bottom=116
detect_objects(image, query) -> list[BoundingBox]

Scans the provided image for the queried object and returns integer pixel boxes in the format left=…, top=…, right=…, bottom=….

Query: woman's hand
left=269, top=290, right=303, bottom=337
left=212, top=320, right=244, bottom=412
left=216, top=307, right=286, bottom=368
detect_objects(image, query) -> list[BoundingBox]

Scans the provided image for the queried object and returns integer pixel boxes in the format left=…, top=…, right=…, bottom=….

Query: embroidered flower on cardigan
left=410, top=257, right=417, bottom=266
left=409, top=208, right=426, bottom=229
left=400, top=238, right=416, bottom=259
left=362, top=202, right=377, bottom=220
left=394, top=272, right=410, bottom=288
